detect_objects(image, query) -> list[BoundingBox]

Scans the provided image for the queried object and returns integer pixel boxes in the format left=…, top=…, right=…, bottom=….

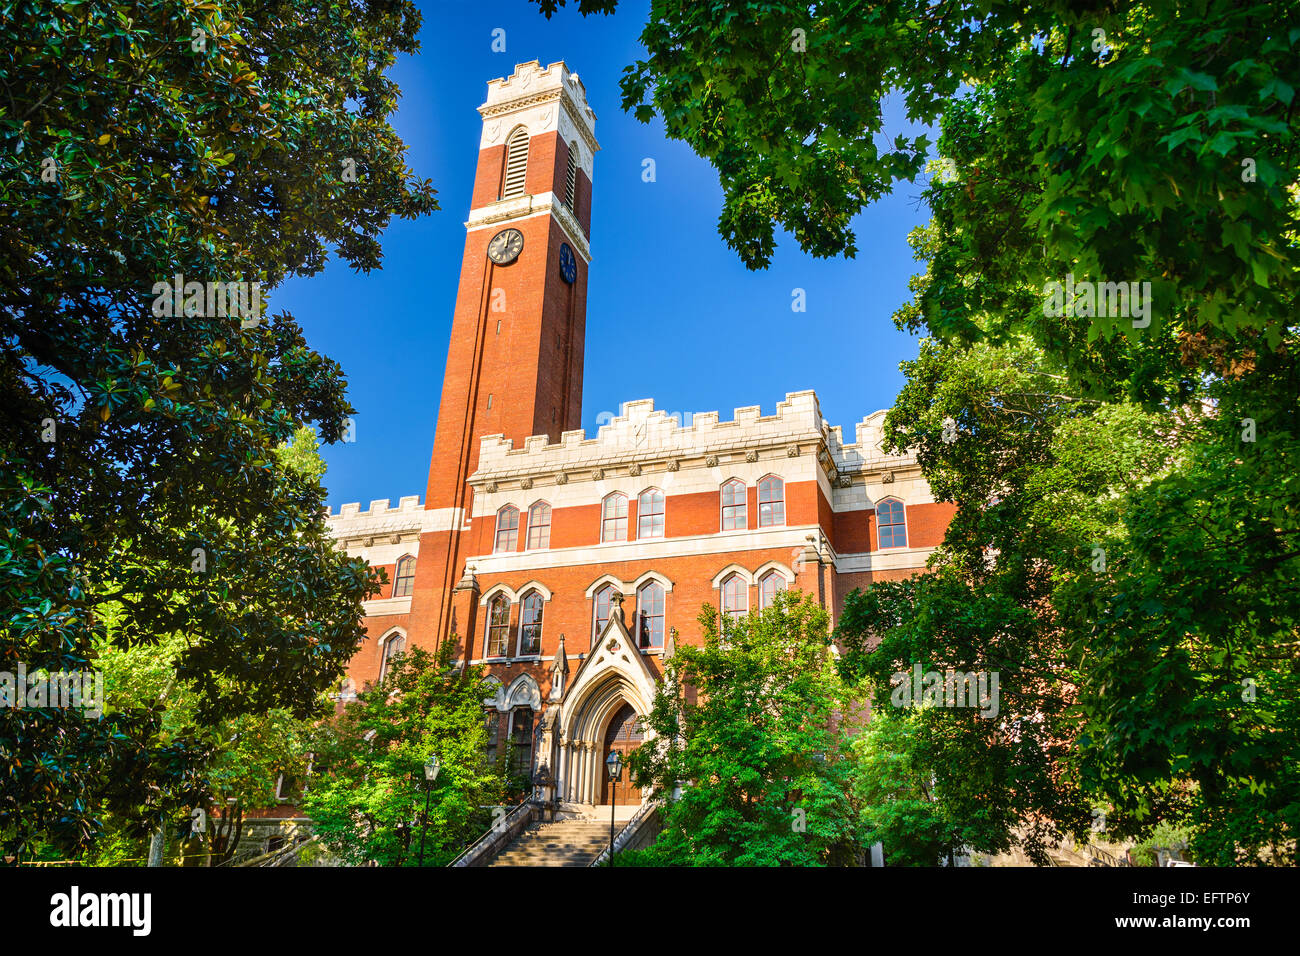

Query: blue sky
left=276, top=1, right=935, bottom=509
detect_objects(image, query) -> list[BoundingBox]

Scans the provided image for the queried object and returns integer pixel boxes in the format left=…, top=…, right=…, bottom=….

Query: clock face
left=487, top=228, right=523, bottom=265
left=559, top=243, right=577, bottom=284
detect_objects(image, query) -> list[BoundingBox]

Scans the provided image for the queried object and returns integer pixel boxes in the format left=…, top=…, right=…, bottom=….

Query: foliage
left=303, top=642, right=505, bottom=867
left=848, top=708, right=969, bottom=867
left=0, top=0, right=433, bottom=860
left=627, top=591, right=861, bottom=865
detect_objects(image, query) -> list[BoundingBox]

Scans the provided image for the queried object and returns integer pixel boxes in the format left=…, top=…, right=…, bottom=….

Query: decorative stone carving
left=838, top=473, right=853, bottom=488
left=521, top=477, right=533, bottom=490
left=485, top=481, right=498, bottom=494
left=628, top=463, right=642, bottom=476
left=745, top=450, right=759, bottom=463
left=390, top=534, right=402, bottom=544
left=549, top=634, right=569, bottom=701
left=591, top=468, right=604, bottom=481
left=556, top=472, right=568, bottom=485
left=787, top=444, right=800, bottom=457
left=882, top=470, right=895, bottom=484
left=666, top=460, right=680, bottom=472
left=705, top=455, right=719, bottom=468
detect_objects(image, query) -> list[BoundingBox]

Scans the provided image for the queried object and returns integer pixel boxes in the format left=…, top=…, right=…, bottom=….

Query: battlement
left=329, top=495, right=423, bottom=519
left=472, top=392, right=912, bottom=479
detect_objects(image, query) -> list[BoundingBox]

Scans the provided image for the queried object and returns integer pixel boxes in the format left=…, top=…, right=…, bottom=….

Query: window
left=502, top=125, right=529, bottom=199
left=877, top=498, right=907, bottom=549
left=518, top=591, right=544, bottom=656
left=593, top=584, right=616, bottom=639
left=601, top=493, right=628, bottom=542
left=485, top=710, right=500, bottom=764
left=637, top=581, right=665, bottom=649
left=509, top=708, right=534, bottom=776
left=494, top=505, right=519, bottom=553
left=392, top=555, right=415, bottom=597
left=638, top=488, right=665, bottom=539
left=721, top=574, right=748, bottom=622
left=379, top=632, right=405, bottom=683
left=486, top=595, right=510, bottom=658
left=564, top=141, right=578, bottom=209
left=759, top=571, right=787, bottom=610
left=758, top=476, right=785, bottom=528
left=526, top=502, right=551, bottom=550
left=275, top=774, right=303, bottom=802
left=721, top=479, right=747, bottom=530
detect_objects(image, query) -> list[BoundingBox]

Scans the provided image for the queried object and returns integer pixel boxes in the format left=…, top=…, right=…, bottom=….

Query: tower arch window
left=601, top=493, right=628, bottom=542
left=494, top=505, right=519, bottom=553
left=637, top=581, right=665, bottom=649
left=721, top=574, right=748, bottom=622
left=379, top=631, right=406, bottom=683
left=502, top=125, right=530, bottom=199
left=526, top=501, right=551, bottom=550
left=486, top=594, right=511, bottom=658
left=721, top=479, right=747, bottom=531
left=758, top=476, right=785, bottom=528
left=392, top=554, right=416, bottom=597
left=759, top=571, right=787, bottom=610
left=564, top=141, right=578, bottom=210
left=518, top=590, right=544, bottom=657
left=638, top=488, right=665, bottom=539
left=593, top=584, right=616, bottom=639
left=877, top=497, right=908, bottom=549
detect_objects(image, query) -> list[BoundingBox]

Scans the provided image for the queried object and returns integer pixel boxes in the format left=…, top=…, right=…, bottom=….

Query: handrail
left=1083, top=842, right=1131, bottom=867
left=447, top=799, right=534, bottom=868
left=589, top=801, right=657, bottom=867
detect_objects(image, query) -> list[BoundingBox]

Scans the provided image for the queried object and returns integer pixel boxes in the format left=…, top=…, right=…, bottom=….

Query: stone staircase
left=486, top=819, right=611, bottom=867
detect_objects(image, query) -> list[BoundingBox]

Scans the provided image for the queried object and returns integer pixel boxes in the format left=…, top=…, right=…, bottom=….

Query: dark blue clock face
left=559, top=243, right=577, bottom=284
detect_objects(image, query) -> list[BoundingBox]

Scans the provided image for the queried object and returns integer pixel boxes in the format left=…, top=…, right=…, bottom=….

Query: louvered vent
left=502, top=126, right=529, bottom=199
left=564, top=142, right=577, bottom=209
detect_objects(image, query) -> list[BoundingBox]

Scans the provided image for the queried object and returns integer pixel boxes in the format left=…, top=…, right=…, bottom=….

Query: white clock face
left=488, top=228, right=524, bottom=265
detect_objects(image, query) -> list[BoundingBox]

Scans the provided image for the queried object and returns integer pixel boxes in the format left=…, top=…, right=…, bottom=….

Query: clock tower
left=411, top=61, right=598, bottom=651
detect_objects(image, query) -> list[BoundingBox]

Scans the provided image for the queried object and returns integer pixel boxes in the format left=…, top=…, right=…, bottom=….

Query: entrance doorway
left=599, top=703, right=643, bottom=805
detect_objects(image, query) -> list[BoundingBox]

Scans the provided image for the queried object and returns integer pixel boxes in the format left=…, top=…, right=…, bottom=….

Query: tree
left=849, top=708, right=970, bottom=867
left=0, top=0, right=434, bottom=860
left=541, top=1, right=1297, bottom=372
left=303, top=642, right=505, bottom=867
left=626, top=592, right=861, bottom=866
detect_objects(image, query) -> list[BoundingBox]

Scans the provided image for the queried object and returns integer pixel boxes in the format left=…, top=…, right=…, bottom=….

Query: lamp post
left=417, top=754, right=441, bottom=867
left=605, top=748, right=623, bottom=866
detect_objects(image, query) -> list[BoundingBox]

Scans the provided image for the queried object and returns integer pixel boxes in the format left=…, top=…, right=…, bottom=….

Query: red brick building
left=327, top=61, right=954, bottom=814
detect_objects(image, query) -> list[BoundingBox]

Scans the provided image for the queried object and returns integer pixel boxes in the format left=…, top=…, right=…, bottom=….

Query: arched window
left=721, top=574, right=748, bottom=622
left=564, top=141, right=578, bottom=210
left=484, top=710, right=500, bottom=764
left=877, top=497, right=907, bottom=549
left=526, top=501, right=551, bottom=550
left=509, top=707, right=534, bottom=776
left=721, top=479, right=747, bottom=530
left=494, top=505, right=519, bottom=553
left=486, top=594, right=510, bottom=658
left=392, top=555, right=416, bottom=597
left=518, top=591, right=544, bottom=656
left=379, top=631, right=405, bottom=683
left=638, top=488, right=665, bottom=539
left=759, top=571, right=787, bottom=610
left=502, top=125, right=529, bottom=199
left=601, top=493, right=628, bottom=542
left=637, top=581, right=665, bottom=649
left=758, top=476, right=785, bottom=528
left=593, top=584, right=616, bottom=639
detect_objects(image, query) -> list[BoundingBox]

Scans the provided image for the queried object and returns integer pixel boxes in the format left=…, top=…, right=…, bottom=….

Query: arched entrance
left=599, top=702, right=643, bottom=805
